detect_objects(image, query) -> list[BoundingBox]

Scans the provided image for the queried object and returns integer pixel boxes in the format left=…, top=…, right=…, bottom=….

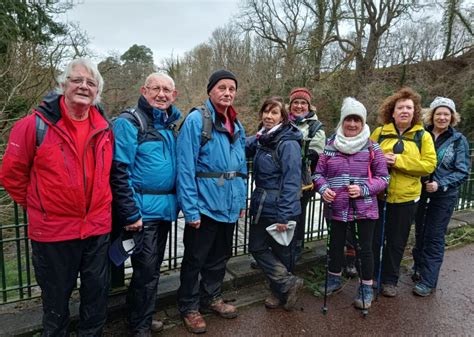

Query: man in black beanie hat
left=176, top=70, right=246, bottom=333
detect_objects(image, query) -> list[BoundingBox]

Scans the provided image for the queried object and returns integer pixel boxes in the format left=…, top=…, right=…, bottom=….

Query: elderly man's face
left=63, top=65, right=99, bottom=109
left=208, top=79, right=236, bottom=112
left=141, top=76, right=177, bottom=110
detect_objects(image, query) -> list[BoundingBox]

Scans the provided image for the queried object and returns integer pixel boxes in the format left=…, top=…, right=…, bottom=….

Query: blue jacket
left=176, top=99, right=247, bottom=223
left=247, top=123, right=303, bottom=224
left=427, top=126, right=471, bottom=193
left=111, top=96, right=182, bottom=224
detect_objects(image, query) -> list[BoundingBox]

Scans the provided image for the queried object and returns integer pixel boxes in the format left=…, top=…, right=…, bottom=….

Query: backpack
left=377, top=127, right=425, bottom=153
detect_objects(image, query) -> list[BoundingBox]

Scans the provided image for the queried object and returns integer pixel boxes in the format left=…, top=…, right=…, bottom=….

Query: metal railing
left=1, top=143, right=473, bottom=304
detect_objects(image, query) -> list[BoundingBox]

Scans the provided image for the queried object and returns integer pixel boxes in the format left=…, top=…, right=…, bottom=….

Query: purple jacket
left=313, top=138, right=389, bottom=222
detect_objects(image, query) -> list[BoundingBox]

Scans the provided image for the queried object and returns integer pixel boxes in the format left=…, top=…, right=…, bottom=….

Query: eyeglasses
left=67, top=76, right=98, bottom=88
left=146, top=86, right=173, bottom=94
left=292, top=101, right=308, bottom=106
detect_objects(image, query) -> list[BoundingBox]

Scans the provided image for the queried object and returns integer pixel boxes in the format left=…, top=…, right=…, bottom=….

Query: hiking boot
left=382, top=284, right=397, bottom=297
left=182, top=311, right=206, bottom=334
left=413, top=282, right=433, bottom=297
left=205, top=298, right=238, bottom=319
left=284, top=277, right=304, bottom=311
left=264, top=294, right=282, bottom=309
left=354, top=284, right=373, bottom=309
left=344, top=264, right=358, bottom=278
left=319, top=274, right=342, bottom=295
left=151, top=319, right=164, bottom=333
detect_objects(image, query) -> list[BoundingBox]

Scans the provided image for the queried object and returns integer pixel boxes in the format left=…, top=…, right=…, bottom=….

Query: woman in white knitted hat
left=313, top=97, right=389, bottom=309
left=411, top=97, right=471, bottom=297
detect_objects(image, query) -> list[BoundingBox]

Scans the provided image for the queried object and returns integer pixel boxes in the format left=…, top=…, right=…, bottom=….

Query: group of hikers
left=0, top=57, right=470, bottom=336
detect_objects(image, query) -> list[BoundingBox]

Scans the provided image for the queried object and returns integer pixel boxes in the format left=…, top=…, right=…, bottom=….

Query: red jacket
left=0, top=94, right=113, bottom=242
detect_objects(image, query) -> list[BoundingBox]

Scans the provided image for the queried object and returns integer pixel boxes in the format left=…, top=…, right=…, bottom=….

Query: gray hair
left=56, top=58, right=104, bottom=104
left=144, top=72, right=175, bottom=89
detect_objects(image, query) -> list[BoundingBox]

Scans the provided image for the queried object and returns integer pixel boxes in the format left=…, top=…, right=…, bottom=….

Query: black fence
left=1, top=143, right=473, bottom=304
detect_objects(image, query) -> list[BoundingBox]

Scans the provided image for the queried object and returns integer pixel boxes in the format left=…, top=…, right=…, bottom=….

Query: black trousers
left=126, top=220, right=171, bottom=333
left=329, top=219, right=375, bottom=280
left=31, top=234, right=110, bottom=337
left=177, top=214, right=235, bottom=315
left=373, top=200, right=418, bottom=285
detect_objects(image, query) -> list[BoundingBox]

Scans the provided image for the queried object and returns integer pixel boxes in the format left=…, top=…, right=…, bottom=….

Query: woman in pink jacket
left=313, top=97, right=389, bottom=310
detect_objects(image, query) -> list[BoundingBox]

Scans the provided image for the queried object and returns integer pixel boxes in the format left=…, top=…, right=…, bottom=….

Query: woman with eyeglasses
left=411, top=97, right=470, bottom=297
left=370, top=87, right=437, bottom=298
left=287, top=88, right=326, bottom=262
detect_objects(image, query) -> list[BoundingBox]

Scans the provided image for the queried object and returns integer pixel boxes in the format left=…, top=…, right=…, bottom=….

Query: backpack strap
left=118, top=107, right=150, bottom=143
left=35, top=115, right=47, bottom=147
left=195, top=105, right=213, bottom=147
left=377, top=126, right=424, bottom=152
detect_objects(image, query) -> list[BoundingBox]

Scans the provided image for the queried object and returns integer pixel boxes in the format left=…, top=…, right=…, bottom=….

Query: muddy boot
left=354, top=284, right=373, bottom=309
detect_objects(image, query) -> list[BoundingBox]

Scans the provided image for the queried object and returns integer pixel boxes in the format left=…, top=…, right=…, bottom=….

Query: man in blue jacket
left=176, top=70, right=247, bottom=334
left=111, top=73, right=182, bottom=337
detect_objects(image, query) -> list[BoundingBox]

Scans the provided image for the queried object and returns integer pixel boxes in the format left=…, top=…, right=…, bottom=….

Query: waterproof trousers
left=127, top=220, right=171, bottom=333
left=177, top=214, right=235, bottom=315
left=249, top=218, right=298, bottom=302
left=31, top=234, right=110, bottom=337
left=330, top=219, right=375, bottom=280
left=413, top=189, right=458, bottom=288
left=373, top=200, right=418, bottom=285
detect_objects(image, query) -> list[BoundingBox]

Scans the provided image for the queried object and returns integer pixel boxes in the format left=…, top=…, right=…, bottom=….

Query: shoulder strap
left=120, top=107, right=148, bottom=134
left=196, top=105, right=213, bottom=147
left=377, top=127, right=424, bottom=153
left=306, top=119, right=323, bottom=139
left=36, top=115, right=47, bottom=147
left=413, top=129, right=424, bottom=152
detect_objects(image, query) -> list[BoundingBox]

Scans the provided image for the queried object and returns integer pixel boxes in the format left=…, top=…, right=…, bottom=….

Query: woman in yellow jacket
left=370, top=87, right=437, bottom=297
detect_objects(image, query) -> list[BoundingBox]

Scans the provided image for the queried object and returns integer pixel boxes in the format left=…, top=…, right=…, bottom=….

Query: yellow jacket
left=370, top=123, right=437, bottom=203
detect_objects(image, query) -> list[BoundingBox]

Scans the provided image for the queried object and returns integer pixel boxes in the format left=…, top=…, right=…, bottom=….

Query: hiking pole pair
left=350, top=180, right=368, bottom=317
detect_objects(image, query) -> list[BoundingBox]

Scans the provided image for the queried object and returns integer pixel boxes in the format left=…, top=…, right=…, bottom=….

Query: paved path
left=104, top=243, right=474, bottom=336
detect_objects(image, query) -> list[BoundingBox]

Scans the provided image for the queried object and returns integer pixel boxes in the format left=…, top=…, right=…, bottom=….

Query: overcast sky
left=60, top=0, right=240, bottom=64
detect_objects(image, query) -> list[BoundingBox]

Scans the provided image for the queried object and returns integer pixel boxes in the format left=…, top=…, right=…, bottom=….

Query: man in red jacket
left=0, top=58, right=113, bottom=336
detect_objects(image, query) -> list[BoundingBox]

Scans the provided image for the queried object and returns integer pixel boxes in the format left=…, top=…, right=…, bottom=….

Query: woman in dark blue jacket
left=412, top=96, right=471, bottom=297
left=246, top=96, right=304, bottom=311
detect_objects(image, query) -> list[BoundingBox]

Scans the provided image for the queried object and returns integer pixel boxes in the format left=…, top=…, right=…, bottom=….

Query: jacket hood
left=137, top=95, right=182, bottom=128
left=35, top=92, right=108, bottom=125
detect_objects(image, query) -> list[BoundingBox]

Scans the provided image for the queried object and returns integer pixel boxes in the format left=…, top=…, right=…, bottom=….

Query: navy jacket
left=247, top=123, right=303, bottom=224
left=427, top=126, right=471, bottom=193
left=111, top=96, right=182, bottom=225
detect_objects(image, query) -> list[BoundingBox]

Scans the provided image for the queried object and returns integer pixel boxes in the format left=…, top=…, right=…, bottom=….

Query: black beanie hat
left=207, top=69, right=238, bottom=94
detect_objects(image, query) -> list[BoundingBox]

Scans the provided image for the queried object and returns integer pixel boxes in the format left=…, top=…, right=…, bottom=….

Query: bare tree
left=239, top=0, right=310, bottom=91
left=442, top=0, right=473, bottom=58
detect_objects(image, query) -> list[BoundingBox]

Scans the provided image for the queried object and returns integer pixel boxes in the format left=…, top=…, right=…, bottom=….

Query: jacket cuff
left=361, top=184, right=370, bottom=197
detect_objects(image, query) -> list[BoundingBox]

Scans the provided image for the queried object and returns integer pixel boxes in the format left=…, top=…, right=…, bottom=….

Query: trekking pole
left=321, top=202, right=332, bottom=315
left=414, top=174, right=434, bottom=278
left=376, top=189, right=387, bottom=301
left=350, top=180, right=368, bottom=317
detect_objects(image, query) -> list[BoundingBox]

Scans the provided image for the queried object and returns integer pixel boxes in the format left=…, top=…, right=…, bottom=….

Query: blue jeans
left=413, top=189, right=458, bottom=288
left=249, top=218, right=297, bottom=301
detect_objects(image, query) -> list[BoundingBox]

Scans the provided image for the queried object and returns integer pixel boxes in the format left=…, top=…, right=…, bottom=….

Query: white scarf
left=333, top=124, right=371, bottom=154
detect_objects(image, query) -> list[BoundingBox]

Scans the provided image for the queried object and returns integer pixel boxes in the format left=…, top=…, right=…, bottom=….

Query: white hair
left=144, top=72, right=175, bottom=89
left=56, top=58, right=104, bottom=104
